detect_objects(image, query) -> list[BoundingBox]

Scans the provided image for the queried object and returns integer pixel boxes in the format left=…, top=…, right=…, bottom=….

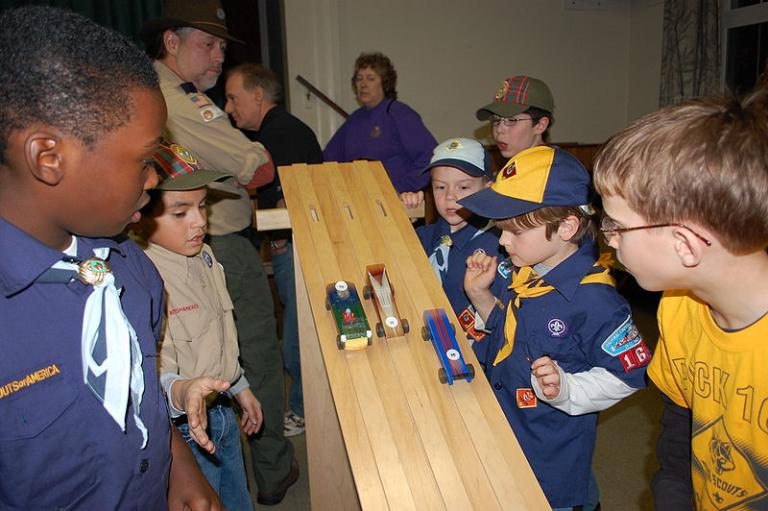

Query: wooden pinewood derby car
left=422, top=308, right=475, bottom=385
left=325, top=280, right=372, bottom=350
left=362, top=264, right=410, bottom=339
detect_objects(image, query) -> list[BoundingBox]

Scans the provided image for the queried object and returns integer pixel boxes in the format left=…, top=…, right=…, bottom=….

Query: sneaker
left=284, top=411, right=305, bottom=437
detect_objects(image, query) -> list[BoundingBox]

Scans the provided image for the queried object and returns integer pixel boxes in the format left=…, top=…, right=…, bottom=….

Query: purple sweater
left=324, top=98, right=437, bottom=193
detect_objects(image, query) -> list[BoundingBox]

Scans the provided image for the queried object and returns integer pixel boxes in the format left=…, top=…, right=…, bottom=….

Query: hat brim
left=423, top=158, right=490, bottom=178
left=140, top=17, right=244, bottom=44
left=157, top=169, right=229, bottom=191
left=476, top=102, right=531, bottom=121
left=458, top=187, right=543, bottom=220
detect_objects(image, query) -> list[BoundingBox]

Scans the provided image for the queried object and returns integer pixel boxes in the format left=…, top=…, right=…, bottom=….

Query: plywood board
left=281, top=161, right=550, bottom=511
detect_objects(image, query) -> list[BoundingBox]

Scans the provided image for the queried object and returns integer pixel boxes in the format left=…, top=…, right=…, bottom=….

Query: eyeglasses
left=491, top=115, right=534, bottom=128
left=600, top=216, right=712, bottom=246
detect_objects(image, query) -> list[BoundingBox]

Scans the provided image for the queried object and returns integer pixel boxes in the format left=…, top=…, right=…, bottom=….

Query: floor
left=249, top=279, right=666, bottom=510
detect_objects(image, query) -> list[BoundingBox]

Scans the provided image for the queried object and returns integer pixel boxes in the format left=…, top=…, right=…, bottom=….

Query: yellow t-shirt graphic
left=649, top=290, right=768, bottom=510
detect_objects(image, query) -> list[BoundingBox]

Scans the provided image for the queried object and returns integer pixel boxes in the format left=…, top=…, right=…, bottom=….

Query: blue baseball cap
left=423, top=138, right=493, bottom=179
left=458, top=145, right=590, bottom=219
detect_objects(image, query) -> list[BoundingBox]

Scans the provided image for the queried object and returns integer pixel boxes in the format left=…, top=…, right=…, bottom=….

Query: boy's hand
left=171, top=377, right=230, bottom=454
left=531, top=356, right=561, bottom=399
left=400, top=191, right=424, bottom=222
left=464, top=253, right=498, bottom=295
left=168, top=427, right=224, bottom=511
left=235, top=388, right=263, bottom=436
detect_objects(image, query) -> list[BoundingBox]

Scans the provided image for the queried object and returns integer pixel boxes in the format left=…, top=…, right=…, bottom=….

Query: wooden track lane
left=280, top=161, right=550, bottom=511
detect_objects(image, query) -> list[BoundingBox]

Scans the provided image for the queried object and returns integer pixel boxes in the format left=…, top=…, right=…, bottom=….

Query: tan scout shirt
left=154, top=61, right=268, bottom=235
left=146, top=242, right=243, bottom=388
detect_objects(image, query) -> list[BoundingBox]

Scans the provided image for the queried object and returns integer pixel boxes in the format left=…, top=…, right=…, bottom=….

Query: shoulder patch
left=601, top=316, right=641, bottom=356
left=497, top=260, right=512, bottom=279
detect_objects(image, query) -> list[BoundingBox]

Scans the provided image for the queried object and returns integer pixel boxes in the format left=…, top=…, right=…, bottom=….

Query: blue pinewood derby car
left=325, top=280, right=372, bottom=350
left=421, top=308, right=475, bottom=385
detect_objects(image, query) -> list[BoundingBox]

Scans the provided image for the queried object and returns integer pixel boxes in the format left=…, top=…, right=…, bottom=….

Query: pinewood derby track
left=280, top=161, right=550, bottom=510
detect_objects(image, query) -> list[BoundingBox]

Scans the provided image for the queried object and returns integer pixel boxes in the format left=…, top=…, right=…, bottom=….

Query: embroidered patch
left=618, top=341, right=652, bottom=372
left=516, top=388, right=537, bottom=408
left=497, top=260, right=512, bottom=279
left=199, top=105, right=224, bottom=123
left=202, top=251, right=213, bottom=268
left=370, top=126, right=382, bottom=138
left=547, top=318, right=568, bottom=338
left=502, top=162, right=517, bottom=178
left=0, top=364, right=62, bottom=400
left=458, top=307, right=486, bottom=341
left=601, top=316, right=641, bottom=356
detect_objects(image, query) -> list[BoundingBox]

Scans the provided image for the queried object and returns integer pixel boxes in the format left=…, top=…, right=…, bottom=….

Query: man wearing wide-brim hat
left=142, top=0, right=299, bottom=506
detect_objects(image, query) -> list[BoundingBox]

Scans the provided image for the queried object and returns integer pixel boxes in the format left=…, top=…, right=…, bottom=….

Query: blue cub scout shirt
left=417, top=217, right=503, bottom=342
left=0, top=219, right=171, bottom=510
left=475, top=241, right=649, bottom=508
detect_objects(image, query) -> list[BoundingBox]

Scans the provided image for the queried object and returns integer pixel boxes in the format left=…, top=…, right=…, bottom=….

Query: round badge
left=385, top=316, right=399, bottom=328
left=335, top=281, right=348, bottom=292
left=78, top=257, right=111, bottom=286
left=446, top=349, right=460, bottom=361
left=547, top=318, right=568, bottom=338
left=216, top=8, right=226, bottom=20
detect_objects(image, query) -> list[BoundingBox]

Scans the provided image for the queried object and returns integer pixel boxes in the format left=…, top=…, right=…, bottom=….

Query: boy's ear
left=26, top=132, right=65, bottom=186
left=557, top=214, right=580, bottom=242
left=533, top=117, right=550, bottom=135
left=673, top=226, right=706, bottom=268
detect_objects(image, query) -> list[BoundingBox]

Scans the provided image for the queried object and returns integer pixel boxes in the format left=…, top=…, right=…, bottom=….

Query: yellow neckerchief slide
left=494, top=253, right=616, bottom=366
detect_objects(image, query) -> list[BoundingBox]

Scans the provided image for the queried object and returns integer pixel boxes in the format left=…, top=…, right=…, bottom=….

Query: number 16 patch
left=601, top=316, right=652, bottom=372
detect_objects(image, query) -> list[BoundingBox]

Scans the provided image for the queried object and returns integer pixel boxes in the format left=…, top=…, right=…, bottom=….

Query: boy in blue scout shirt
left=0, top=6, right=223, bottom=510
left=401, top=138, right=504, bottom=342
left=460, top=145, right=651, bottom=510
left=136, top=140, right=264, bottom=510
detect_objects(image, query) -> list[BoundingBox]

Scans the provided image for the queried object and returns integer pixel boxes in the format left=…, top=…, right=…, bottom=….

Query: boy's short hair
left=593, top=88, right=768, bottom=254
left=351, top=52, right=398, bottom=100
left=496, top=206, right=596, bottom=244
left=458, top=145, right=593, bottom=220
left=228, top=63, right=283, bottom=103
left=424, top=137, right=494, bottom=179
left=0, top=6, right=158, bottom=164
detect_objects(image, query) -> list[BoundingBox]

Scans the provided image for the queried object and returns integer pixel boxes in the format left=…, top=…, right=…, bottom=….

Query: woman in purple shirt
left=324, top=52, right=437, bottom=193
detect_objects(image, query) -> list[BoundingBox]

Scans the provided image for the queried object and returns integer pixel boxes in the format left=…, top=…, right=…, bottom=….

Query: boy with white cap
left=402, top=138, right=503, bottom=341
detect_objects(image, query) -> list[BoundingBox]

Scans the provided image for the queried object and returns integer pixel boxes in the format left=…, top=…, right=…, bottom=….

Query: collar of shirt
left=0, top=218, right=123, bottom=297
left=144, top=242, right=195, bottom=279
left=432, top=216, right=492, bottom=251
left=153, top=60, right=184, bottom=90
left=524, top=239, right=601, bottom=301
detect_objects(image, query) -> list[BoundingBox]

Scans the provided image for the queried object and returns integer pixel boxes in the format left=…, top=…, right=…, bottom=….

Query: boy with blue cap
left=402, top=138, right=504, bottom=342
left=460, top=145, right=650, bottom=510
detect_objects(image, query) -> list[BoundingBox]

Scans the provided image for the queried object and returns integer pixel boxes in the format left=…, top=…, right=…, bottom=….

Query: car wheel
left=438, top=368, right=448, bottom=384
left=421, top=326, right=430, bottom=342
left=376, top=322, right=385, bottom=338
left=401, top=319, right=410, bottom=333
left=363, top=285, right=372, bottom=300
left=336, top=335, right=344, bottom=350
left=325, top=298, right=331, bottom=311
left=466, top=364, right=475, bottom=380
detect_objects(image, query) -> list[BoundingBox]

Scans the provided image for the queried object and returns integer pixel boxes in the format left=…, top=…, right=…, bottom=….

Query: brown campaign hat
left=140, top=0, right=244, bottom=44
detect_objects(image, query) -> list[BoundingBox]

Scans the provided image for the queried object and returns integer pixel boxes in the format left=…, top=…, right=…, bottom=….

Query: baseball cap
left=141, top=0, right=244, bottom=45
left=152, top=140, right=228, bottom=191
left=476, top=75, right=554, bottom=121
left=458, top=145, right=590, bottom=219
left=423, top=138, right=493, bottom=179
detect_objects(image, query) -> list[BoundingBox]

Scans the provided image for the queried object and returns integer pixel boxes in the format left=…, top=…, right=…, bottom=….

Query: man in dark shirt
left=225, top=63, right=323, bottom=436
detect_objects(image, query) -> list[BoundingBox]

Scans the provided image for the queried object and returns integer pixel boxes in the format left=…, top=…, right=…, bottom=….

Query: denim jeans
left=272, top=242, right=303, bottom=417
left=177, top=400, right=254, bottom=511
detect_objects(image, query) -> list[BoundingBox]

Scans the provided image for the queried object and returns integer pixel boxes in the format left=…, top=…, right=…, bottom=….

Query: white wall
left=284, top=0, right=664, bottom=147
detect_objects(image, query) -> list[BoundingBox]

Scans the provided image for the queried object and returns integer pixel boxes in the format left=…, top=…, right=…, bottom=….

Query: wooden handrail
left=295, top=74, right=349, bottom=119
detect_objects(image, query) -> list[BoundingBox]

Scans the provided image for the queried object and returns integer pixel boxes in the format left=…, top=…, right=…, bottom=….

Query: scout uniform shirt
left=416, top=216, right=503, bottom=341
left=155, top=61, right=268, bottom=236
left=145, top=242, right=246, bottom=394
left=479, top=241, right=650, bottom=508
left=650, top=291, right=768, bottom=510
left=0, top=219, right=170, bottom=510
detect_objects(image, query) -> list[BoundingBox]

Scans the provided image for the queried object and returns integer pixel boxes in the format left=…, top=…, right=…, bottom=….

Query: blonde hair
left=594, top=87, right=768, bottom=254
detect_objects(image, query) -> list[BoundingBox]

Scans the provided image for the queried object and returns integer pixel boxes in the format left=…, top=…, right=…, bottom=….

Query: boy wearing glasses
left=476, top=75, right=554, bottom=160
left=461, top=145, right=649, bottom=510
left=594, top=89, right=768, bottom=510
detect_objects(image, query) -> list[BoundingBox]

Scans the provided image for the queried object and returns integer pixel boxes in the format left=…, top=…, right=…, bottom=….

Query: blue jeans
left=272, top=242, right=303, bottom=417
left=177, top=400, right=254, bottom=511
